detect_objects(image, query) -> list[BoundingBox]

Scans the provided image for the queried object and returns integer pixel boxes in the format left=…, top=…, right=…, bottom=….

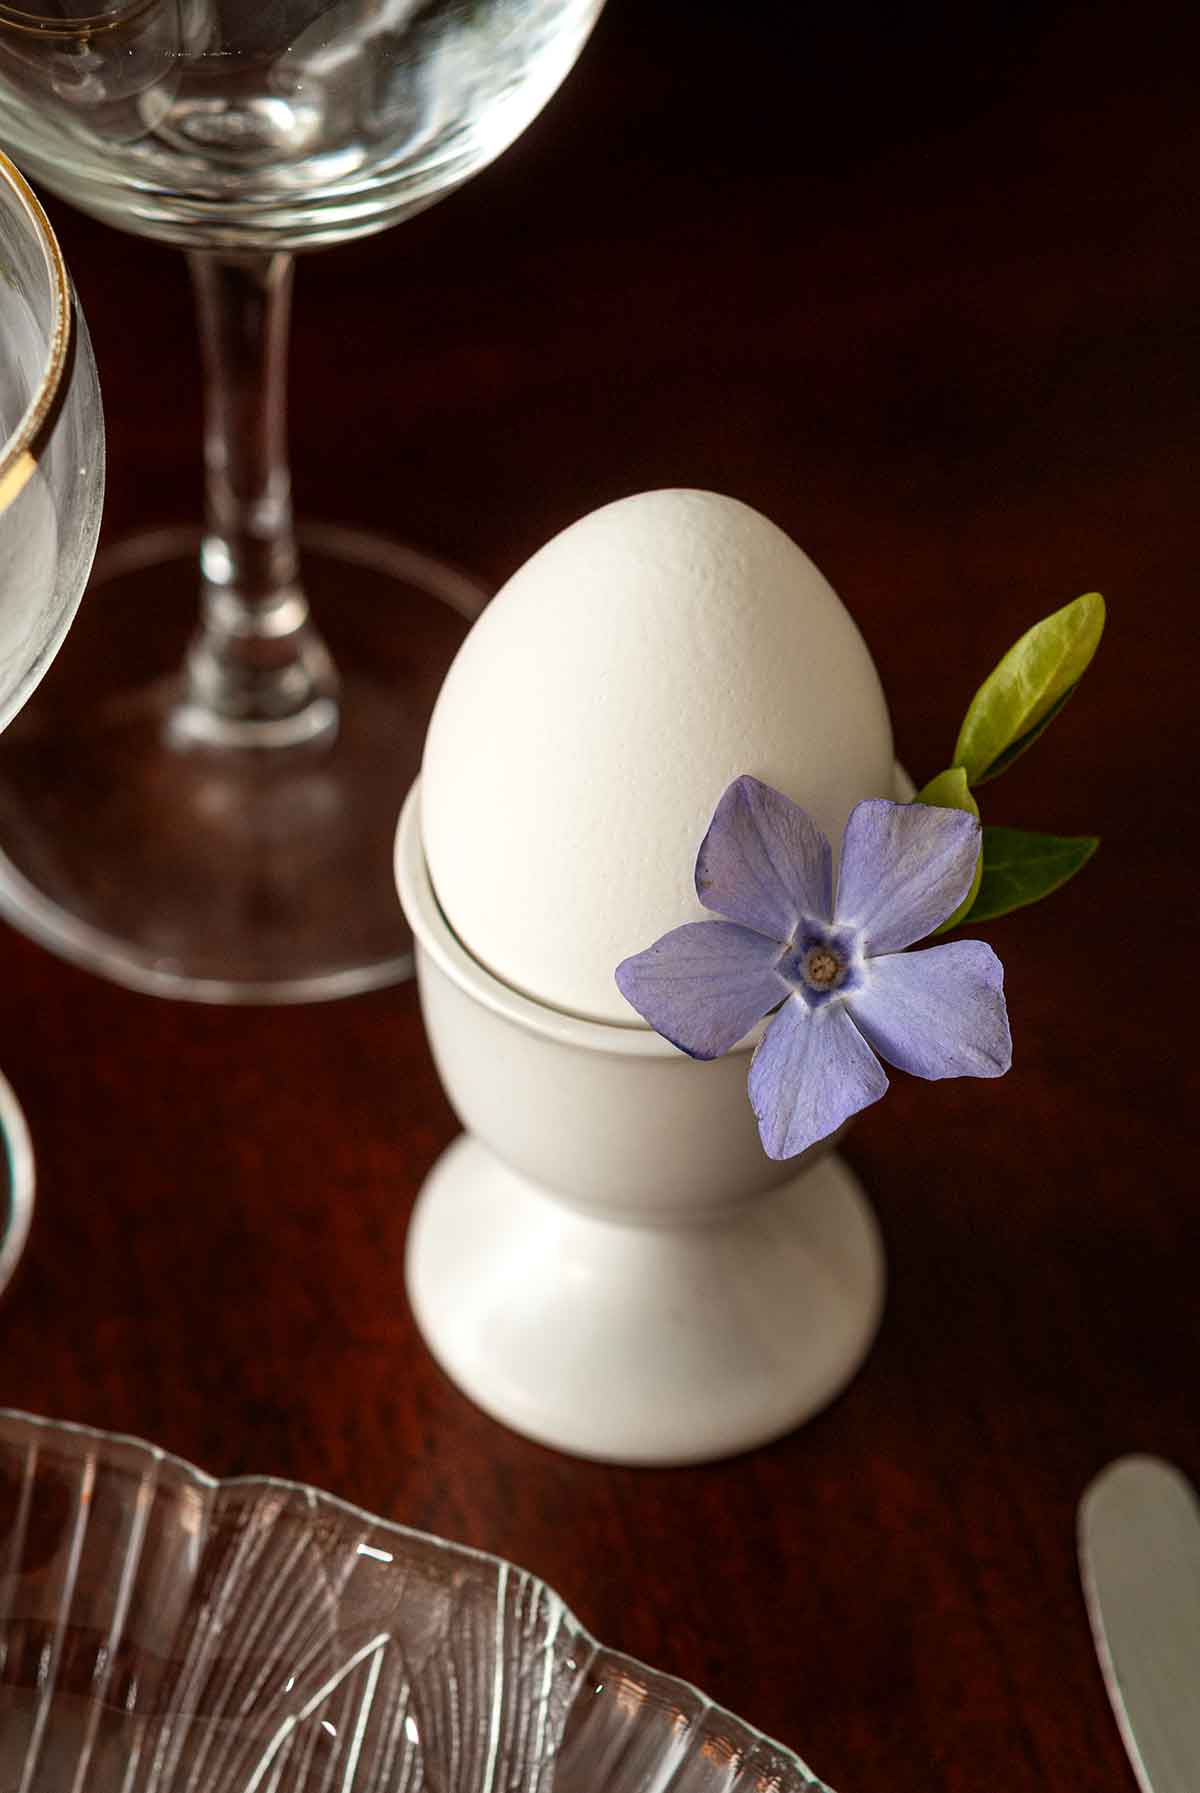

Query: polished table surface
left=1, top=2, right=1197, bottom=1788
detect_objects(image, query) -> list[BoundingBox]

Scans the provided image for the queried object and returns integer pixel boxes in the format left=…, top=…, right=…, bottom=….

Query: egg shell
left=420, top=488, right=895, bottom=1027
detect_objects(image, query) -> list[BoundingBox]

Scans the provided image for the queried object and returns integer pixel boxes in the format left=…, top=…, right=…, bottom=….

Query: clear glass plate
left=0, top=1410, right=832, bottom=1792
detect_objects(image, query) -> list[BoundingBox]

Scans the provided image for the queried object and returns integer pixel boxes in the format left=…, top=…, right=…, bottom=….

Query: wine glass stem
left=174, top=249, right=337, bottom=749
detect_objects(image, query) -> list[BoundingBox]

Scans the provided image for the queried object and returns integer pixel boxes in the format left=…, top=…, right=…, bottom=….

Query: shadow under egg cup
left=395, top=781, right=885, bottom=1466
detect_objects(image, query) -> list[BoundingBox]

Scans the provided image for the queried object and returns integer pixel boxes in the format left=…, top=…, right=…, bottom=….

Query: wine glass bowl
left=0, top=0, right=605, bottom=1002
left=0, top=0, right=602, bottom=248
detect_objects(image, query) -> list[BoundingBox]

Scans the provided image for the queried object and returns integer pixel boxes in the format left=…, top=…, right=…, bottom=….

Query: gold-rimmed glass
left=0, top=146, right=104, bottom=1300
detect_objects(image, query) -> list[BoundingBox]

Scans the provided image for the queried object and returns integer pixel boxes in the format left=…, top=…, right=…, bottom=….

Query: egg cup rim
left=395, top=780, right=747, bottom=1062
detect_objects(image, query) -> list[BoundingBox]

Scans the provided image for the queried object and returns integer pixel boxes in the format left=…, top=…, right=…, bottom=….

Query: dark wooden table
left=1, top=2, right=1197, bottom=1787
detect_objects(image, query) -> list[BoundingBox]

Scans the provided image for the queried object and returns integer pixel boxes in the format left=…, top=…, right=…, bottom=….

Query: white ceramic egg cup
left=396, top=783, right=885, bottom=1467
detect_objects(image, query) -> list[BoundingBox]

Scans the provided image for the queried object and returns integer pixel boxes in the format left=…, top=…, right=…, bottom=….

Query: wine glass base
left=0, top=524, right=485, bottom=1004
left=0, top=1071, right=34, bottom=1304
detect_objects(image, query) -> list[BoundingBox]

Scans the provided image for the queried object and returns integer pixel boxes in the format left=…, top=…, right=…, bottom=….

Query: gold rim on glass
left=0, top=0, right=156, bottom=37
left=0, top=148, right=71, bottom=514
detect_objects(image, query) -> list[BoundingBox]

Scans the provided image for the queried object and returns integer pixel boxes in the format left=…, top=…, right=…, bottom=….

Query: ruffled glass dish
left=0, top=1410, right=831, bottom=1793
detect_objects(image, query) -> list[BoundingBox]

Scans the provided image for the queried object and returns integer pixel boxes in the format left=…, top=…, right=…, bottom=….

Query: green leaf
left=966, top=826, right=1099, bottom=923
left=914, top=766, right=982, bottom=933
left=953, top=591, right=1106, bottom=786
left=969, top=681, right=1079, bottom=783
left=916, top=766, right=979, bottom=815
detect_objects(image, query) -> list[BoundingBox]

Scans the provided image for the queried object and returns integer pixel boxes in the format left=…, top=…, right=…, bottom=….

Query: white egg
left=420, top=489, right=895, bottom=1027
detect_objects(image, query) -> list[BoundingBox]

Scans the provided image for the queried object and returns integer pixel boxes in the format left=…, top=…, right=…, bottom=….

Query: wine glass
left=0, top=147, right=104, bottom=1297
left=0, top=0, right=604, bottom=1003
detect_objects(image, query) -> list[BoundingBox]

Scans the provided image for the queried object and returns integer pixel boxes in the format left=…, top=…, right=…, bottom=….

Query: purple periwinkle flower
left=615, top=776, right=1012, bottom=1160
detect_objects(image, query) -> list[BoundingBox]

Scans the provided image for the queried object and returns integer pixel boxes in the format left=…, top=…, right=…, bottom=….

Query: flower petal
left=695, top=776, right=834, bottom=937
left=615, top=920, right=790, bottom=1059
left=847, top=940, right=1012, bottom=1080
left=835, top=799, right=980, bottom=954
left=747, top=996, right=889, bottom=1160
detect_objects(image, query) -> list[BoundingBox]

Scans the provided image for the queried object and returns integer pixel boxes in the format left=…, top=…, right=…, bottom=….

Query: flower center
left=779, top=921, right=861, bottom=1009
left=804, top=946, right=843, bottom=988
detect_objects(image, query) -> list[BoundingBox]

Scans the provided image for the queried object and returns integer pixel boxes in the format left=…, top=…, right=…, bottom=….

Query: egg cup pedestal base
left=407, top=1132, right=884, bottom=1465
